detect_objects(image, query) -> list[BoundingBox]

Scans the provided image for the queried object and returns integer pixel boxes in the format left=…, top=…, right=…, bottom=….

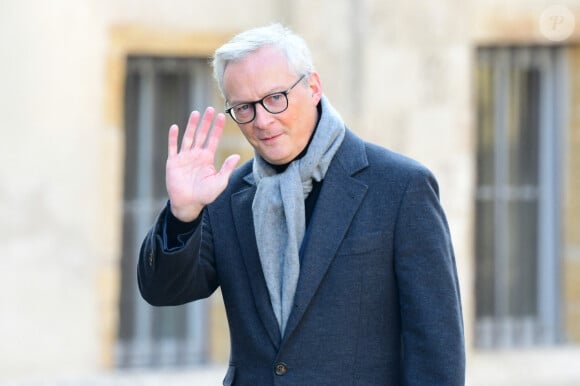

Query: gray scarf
left=252, top=96, right=346, bottom=334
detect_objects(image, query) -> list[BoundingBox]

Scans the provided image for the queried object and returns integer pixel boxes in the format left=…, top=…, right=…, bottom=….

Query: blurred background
left=1, top=0, right=579, bottom=385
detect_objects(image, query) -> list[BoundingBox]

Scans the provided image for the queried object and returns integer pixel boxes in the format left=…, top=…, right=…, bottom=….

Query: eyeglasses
left=225, top=74, right=306, bottom=124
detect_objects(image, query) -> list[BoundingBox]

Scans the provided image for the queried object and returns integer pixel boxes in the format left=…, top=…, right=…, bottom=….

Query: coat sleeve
left=137, top=205, right=219, bottom=306
left=394, top=167, right=465, bottom=385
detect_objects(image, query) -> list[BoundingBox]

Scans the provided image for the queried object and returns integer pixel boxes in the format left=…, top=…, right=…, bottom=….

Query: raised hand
left=166, top=107, right=240, bottom=222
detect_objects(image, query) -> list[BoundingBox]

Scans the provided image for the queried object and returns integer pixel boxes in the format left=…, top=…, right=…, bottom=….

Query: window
left=475, top=46, right=564, bottom=348
left=117, top=57, right=220, bottom=367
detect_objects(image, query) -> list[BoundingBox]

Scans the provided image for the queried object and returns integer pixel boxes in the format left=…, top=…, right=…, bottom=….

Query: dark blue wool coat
left=138, top=129, right=465, bottom=386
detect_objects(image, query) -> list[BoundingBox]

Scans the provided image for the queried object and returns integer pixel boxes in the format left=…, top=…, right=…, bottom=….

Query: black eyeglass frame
left=225, top=74, right=306, bottom=124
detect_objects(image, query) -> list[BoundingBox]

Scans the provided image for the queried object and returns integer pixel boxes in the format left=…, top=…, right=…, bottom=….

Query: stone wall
left=1, top=0, right=580, bottom=384
left=564, top=45, right=580, bottom=342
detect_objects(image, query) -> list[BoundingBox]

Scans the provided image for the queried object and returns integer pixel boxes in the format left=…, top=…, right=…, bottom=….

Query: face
left=222, top=46, right=322, bottom=165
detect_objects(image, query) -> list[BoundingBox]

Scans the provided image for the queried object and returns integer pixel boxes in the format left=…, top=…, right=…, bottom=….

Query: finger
left=168, top=124, right=179, bottom=157
left=194, top=107, right=216, bottom=148
left=205, top=113, right=226, bottom=153
left=180, top=111, right=200, bottom=152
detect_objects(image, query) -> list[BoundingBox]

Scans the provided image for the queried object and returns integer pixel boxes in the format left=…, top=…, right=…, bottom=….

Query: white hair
left=212, top=23, right=315, bottom=96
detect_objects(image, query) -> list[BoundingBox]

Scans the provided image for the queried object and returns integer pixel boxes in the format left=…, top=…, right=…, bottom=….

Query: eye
left=264, top=93, right=286, bottom=109
left=234, top=104, right=251, bottom=113
left=268, top=93, right=284, bottom=102
left=232, top=103, right=253, bottom=117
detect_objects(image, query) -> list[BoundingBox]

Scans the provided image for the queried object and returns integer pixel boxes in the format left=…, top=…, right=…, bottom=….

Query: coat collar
left=231, top=185, right=282, bottom=348
left=232, top=129, right=369, bottom=348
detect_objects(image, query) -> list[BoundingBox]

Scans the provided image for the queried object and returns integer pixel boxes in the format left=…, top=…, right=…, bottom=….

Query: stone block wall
left=564, top=45, right=580, bottom=343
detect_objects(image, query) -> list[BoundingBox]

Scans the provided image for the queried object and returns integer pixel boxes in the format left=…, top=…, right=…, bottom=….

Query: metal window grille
left=475, top=46, right=564, bottom=348
left=117, top=56, right=215, bottom=368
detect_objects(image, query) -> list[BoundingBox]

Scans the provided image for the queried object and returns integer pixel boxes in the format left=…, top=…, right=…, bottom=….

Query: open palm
left=166, top=107, right=240, bottom=222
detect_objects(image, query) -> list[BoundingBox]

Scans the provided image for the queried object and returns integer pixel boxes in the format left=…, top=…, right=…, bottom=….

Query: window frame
left=474, top=45, right=565, bottom=348
left=117, top=56, right=215, bottom=368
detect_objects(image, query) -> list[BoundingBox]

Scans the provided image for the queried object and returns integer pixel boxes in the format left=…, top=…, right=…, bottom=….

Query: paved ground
left=0, top=366, right=228, bottom=386
left=4, top=356, right=580, bottom=386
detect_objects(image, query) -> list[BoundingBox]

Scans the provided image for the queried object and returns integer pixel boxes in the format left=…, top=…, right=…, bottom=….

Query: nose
left=252, top=102, right=274, bottom=128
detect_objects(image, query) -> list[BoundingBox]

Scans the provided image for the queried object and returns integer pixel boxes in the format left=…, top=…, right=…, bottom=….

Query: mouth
left=259, top=133, right=283, bottom=143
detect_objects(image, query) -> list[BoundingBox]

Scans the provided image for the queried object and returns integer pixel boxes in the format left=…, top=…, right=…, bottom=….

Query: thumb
left=218, top=154, right=241, bottom=180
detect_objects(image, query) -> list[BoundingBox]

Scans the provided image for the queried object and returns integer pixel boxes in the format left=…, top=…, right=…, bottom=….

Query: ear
left=307, top=71, right=322, bottom=105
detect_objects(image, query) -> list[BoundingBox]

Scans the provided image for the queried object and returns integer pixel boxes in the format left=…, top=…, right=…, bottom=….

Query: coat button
left=274, top=362, right=288, bottom=376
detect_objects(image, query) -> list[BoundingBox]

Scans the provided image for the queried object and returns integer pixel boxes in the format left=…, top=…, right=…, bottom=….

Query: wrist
left=169, top=202, right=203, bottom=223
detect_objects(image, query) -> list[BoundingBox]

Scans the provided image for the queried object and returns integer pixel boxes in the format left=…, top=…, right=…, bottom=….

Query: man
left=138, top=23, right=465, bottom=385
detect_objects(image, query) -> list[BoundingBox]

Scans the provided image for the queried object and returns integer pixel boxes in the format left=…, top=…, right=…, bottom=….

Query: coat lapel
left=282, top=131, right=369, bottom=342
left=231, top=179, right=282, bottom=348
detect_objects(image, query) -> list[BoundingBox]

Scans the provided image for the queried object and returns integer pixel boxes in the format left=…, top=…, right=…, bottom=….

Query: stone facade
left=565, top=45, right=580, bottom=343
left=1, top=0, right=579, bottom=384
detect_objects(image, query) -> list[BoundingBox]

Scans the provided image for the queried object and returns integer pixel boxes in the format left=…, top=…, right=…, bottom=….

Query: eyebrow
left=226, top=84, right=289, bottom=107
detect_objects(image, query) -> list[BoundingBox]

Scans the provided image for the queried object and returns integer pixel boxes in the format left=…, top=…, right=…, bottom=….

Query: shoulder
left=213, top=158, right=254, bottom=202
left=205, top=159, right=253, bottom=216
left=339, top=129, right=436, bottom=184
left=228, top=158, right=254, bottom=186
